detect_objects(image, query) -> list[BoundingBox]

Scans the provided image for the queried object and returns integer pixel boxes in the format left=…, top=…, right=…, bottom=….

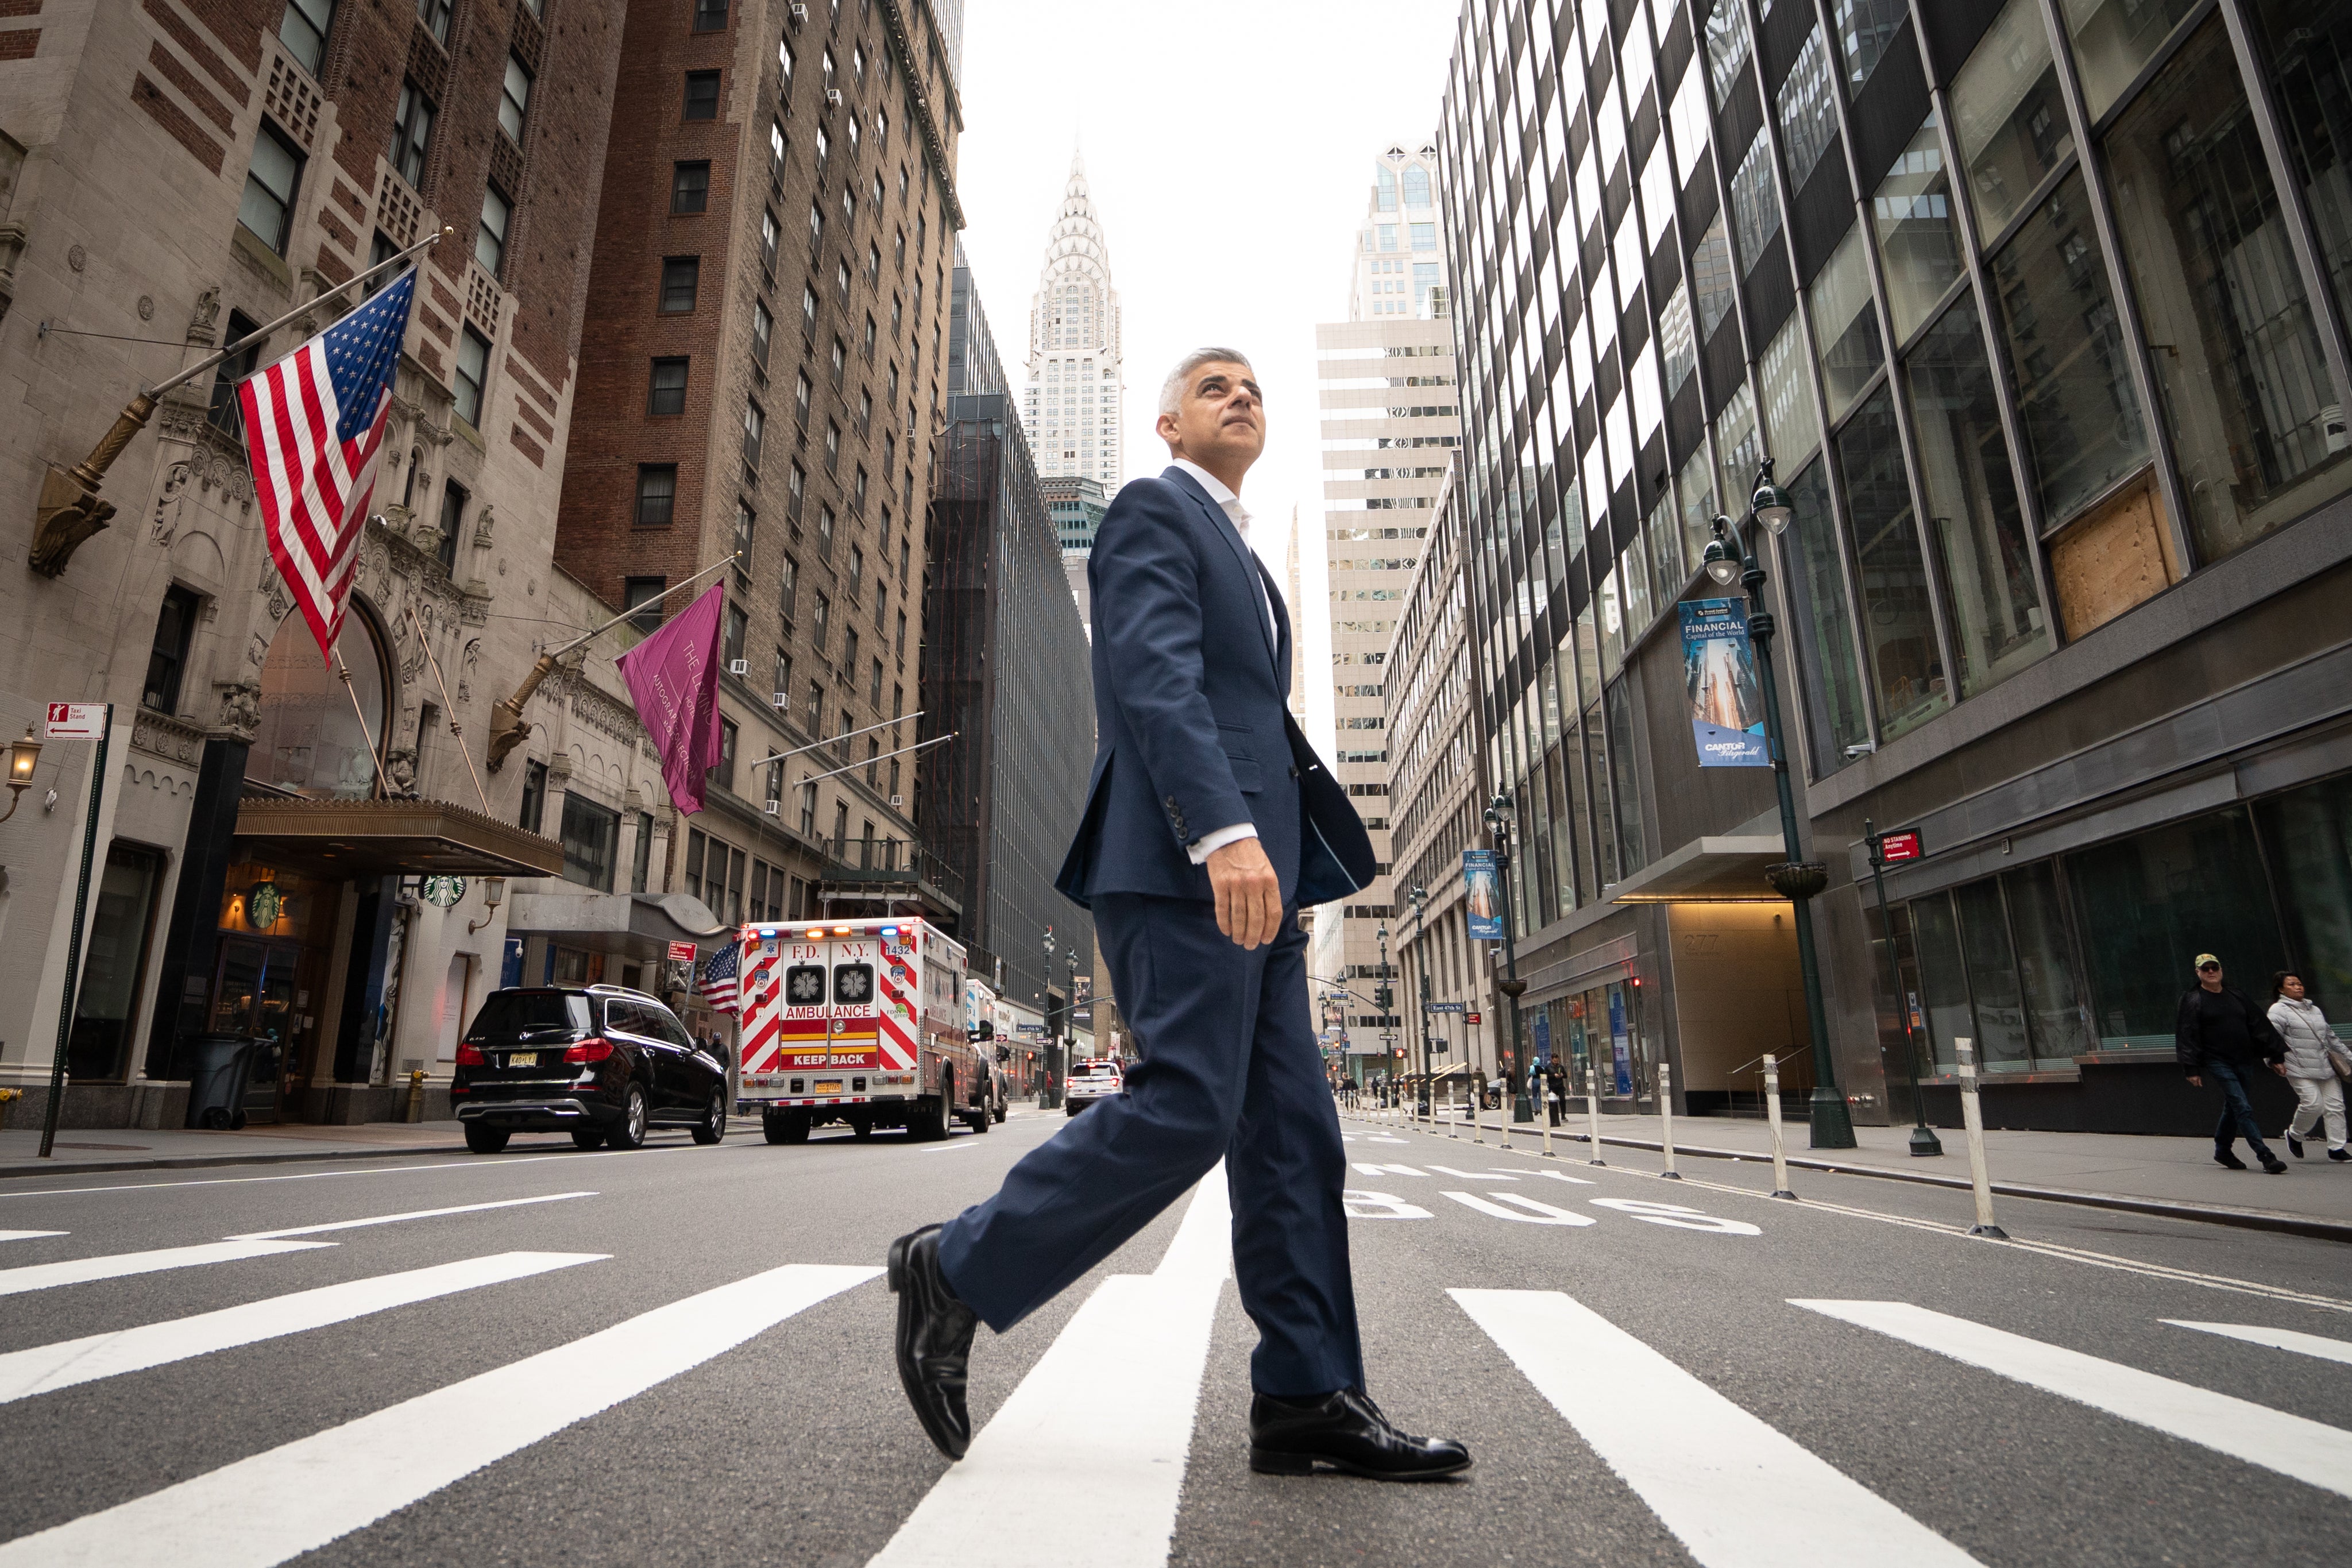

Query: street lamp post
left=1408, top=883, right=1431, bottom=1116
left=1703, top=458, right=1857, bottom=1149
left=1041, top=926, right=1060, bottom=1110
left=1374, top=921, right=1396, bottom=1099
left=1865, top=818, right=1942, bottom=1157
left=1482, top=793, right=1535, bottom=1123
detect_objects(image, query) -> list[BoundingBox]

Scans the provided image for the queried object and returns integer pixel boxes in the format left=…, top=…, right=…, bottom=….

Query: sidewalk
left=0, top=1120, right=472, bottom=1180
left=1358, top=1104, right=2352, bottom=1242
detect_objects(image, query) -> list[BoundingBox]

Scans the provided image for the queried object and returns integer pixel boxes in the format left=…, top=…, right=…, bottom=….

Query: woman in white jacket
left=2270, top=972, right=2348, bottom=1161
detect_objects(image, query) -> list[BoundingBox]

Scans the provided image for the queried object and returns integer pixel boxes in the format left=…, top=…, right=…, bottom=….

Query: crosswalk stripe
left=0, top=1231, right=66, bottom=1242
left=1793, top=1300, right=2352, bottom=1502
left=868, top=1169, right=1232, bottom=1568
left=226, top=1192, right=596, bottom=1239
left=1453, top=1289, right=1981, bottom=1567
left=0, top=1239, right=331, bottom=1297
left=2164, top=1319, right=2352, bottom=1366
left=0, top=1261, right=879, bottom=1567
left=0, top=1251, right=607, bottom=1405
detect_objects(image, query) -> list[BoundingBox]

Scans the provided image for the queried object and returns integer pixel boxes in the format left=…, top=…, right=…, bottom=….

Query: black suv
left=453, top=986, right=729, bottom=1153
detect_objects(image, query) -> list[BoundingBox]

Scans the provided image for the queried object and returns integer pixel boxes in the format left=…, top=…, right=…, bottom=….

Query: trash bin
left=183, top=1033, right=258, bottom=1130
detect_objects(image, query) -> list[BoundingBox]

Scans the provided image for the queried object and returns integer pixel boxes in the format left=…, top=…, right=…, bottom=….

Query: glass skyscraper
left=1432, top=0, right=2352, bottom=1133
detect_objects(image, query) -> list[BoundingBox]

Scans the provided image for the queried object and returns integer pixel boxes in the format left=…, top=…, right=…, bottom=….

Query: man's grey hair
left=1157, top=347, right=1256, bottom=419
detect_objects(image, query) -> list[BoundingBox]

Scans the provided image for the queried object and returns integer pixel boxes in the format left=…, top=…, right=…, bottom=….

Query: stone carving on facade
left=261, top=574, right=292, bottom=627
left=148, top=438, right=254, bottom=544
left=215, top=678, right=262, bottom=740
left=471, top=505, right=494, bottom=549
left=546, top=751, right=574, bottom=781
left=131, top=708, right=206, bottom=764
left=570, top=681, right=639, bottom=745
left=187, top=287, right=220, bottom=345
left=458, top=638, right=479, bottom=702
left=385, top=746, right=418, bottom=796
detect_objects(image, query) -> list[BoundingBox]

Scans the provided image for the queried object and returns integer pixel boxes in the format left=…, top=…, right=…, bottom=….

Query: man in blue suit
left=886, top=349, right=1469, bottom=1481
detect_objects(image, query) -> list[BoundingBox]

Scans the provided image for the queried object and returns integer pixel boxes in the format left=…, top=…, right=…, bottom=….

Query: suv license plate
left=509, top=1052, right=538, bottom=1068
left=814, top=1079, right=844, bottom=1095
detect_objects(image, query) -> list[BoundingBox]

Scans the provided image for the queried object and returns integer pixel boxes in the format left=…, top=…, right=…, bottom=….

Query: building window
left=1833, top=0, right=1906, bottom=89
left=1658, top=280, right=1695, bottom=397
left=779, top=554, right=798, bottom=619
left=806, top=681, right=824, bottom=742
left=2104, top=13, right=2351, bottom=564
left=869, top=657, right=883, bottom=706
left=475, top=185, right=510, bottom=276
left=844, top=627, right=860, bottom=674
left=141, top=585, right=202, bottom=715
left=778, top=37, right=794, bottom=85
left=520, top=759, right=548, bottom=833
left=636, top=465, right=678, bottom=526
left=1776, top=458, right=1871, bottom=778
left=773, top=647, right=793, bottom=704
left=708, top=717, right=738, bottom=793
left=685, top=826, right=706, bottom=901
left=813, top=590, right=830, bottom=648
left=1691, top=215, right=1735, bottom=341
left=437, top=479, right=467, bottom=571
left=1837, top=385, right=1949, bottom=740
left=741, top=399, right=765, bottom=474
left=660, top=256, right=700, bottom=312
left=648, top=357, right=689, bottom=416
left=770, top=118, right=787, bottom=179
left=388, top=83, right=434, bottom=187
left=894, top=609, right=906, bottom=658
left=415, top=0, right=450, bottom=44
left=624, top=576, right=667, bottom=632
left=751, top=300, right=773, bottom=368
left=1728, top=131, right=1781, bottom=275
left=454, top=326, right=489, bottom=426
left=561, top=793, right=621, bottom=893
left=683, top=69, right=720, bottom=120
left=723, top=601, right=748, bottom=669
left=830, top=335, right=846, bottom=384
left=671, top=162, right=710, bottom=214
left=1986, top=171, right=2149, bottom=530
left=824, top=420, right=840, bottom=471
left=1905, top=293, right=2052, bottom=697
left=1872, top=112, right=1963, bottom=343
left=500, top=55, right=532, bottom=143
left=692, top=0, right=726, bottom=29
left=238, top=122, right=303, bottom=255
left=1809, top=226, right=1882, bottom=423
left=1777, top=28, right=1838, bottom=190
left=206, top=311, right=261, bottom=440
left=794, top=371, right=812, bottom=427
left=1704, top=0, right=1751, bottom=104
left=279, top=0, right=334, bottom=72
left=787, top=461, right=806, bottom=521
left=733, top=500, right=756, bottom=565
left=762, top=208, right=780, bottom=272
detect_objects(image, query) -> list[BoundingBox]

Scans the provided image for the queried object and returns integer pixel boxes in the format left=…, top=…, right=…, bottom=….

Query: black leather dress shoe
left=887, top=1224, right=979, bottom=1459
left=1248, top=1387, right=1471, bottom=1480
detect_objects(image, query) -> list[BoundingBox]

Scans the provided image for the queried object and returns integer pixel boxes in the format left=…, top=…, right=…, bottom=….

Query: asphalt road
left=1, top=1102, right=2348, bottom=1567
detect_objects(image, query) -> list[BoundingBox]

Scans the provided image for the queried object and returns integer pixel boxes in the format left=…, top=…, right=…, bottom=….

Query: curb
left=1347, top=1113, right=2352, bottom=1244
left=0, top=1140, right=473, bottom=1181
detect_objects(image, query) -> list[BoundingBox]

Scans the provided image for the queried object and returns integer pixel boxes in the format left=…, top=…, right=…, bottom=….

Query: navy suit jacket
left=1055, top=466, right=1376, bottom=911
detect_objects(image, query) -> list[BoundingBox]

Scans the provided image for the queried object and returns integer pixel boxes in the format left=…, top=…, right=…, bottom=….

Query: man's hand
left=2187, top=1075, right=2203, bottom=1088
left=1207, top=836, right=1283, bottom=950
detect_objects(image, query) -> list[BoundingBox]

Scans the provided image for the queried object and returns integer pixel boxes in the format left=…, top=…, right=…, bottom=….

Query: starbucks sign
left=420, top=875, right=468, bottom=909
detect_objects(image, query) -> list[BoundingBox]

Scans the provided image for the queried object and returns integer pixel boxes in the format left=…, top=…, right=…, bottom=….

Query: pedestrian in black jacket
left=2176, top=953, right=2288, bottom=1173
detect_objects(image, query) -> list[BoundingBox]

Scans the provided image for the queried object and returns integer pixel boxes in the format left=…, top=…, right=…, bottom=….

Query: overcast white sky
left=952, top=0, right=1461, bottom=555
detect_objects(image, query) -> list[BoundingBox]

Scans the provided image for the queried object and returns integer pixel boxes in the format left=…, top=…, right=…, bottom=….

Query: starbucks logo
left=421, top=875, right=468, bottom=909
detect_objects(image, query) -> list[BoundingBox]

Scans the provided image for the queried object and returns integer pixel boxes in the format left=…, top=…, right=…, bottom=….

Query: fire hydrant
left=404, top=1069, right=427, bottom=1123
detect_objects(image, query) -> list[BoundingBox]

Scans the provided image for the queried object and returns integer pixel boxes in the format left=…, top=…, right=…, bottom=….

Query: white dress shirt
left=1167, top=458, right=1277, bottom=864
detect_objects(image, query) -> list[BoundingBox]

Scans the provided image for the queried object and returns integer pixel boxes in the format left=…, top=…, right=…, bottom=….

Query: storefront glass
left=2253, top=774, right=2352, bottom=1006
left=65, top=843, right=165, bottom=1083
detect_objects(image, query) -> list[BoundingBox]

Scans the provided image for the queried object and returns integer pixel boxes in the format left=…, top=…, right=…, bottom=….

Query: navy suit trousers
left=935, top=893, right=1365, bottom=1397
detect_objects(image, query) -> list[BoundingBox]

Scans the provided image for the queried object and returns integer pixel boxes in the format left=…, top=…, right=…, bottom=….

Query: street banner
left=240, top=267, right=418, bottom=662
left=1463, top=848, right=1503, bottom=940
left=1678, top=598, right=1768, bottom=767
left=616, top=582, right=726, bottom=815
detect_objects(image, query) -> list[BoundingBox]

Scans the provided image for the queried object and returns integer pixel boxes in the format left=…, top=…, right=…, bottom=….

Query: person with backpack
left=2177, top=954, right=2289, bottom=1173
left=2269, top=971, right=2349, bottom=1163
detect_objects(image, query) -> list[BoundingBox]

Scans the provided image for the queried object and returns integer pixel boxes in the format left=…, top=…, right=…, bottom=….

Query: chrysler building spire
left=1021, top=145, right=1125, bottom=488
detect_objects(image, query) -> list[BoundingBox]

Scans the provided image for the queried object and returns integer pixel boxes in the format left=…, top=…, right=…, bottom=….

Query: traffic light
left=1376, top=985, right=1393, bottom=1011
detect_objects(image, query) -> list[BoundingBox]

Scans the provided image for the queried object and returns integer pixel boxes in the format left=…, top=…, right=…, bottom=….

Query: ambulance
left=733, top=916, right=992, bottom=1144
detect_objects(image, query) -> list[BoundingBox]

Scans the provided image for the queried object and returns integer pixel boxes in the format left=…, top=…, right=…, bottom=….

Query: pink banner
left=615, top=582, right=725, bottom=816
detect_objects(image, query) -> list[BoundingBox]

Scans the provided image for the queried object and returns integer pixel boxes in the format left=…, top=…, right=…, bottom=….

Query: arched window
left=247, top=601, right=390, bottom=799
left=401, top=447, right=422, bottom=509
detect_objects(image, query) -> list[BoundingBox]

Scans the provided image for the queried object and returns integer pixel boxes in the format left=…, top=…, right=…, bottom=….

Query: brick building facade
left=554, top=0, right=967, bottom=935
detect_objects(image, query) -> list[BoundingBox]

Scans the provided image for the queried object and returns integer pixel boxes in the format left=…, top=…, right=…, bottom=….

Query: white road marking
left=1430, top=1164, right=1519, bottom=1180
left=2164, top=1320, right=2352, bottom=1366
left=1454, top=1289, right=1982, bottom=1567
left=1794, top=1300, right=2352, bottom=1501
left=917, top=1140, right=981, bottom=1155
left=867, top=1169, right=1231, bottom=1568
left=1589, top=1199, right=1760, bottom=1235
left=1441, top=1191, right=1596, bottom=1226
left=226, top=1192, right=594, bottom=1239
left=0, top=1261, right=879, bottom=1567
left=0, top=1145, right=717, bottom=1201
left=0, top=1231, right=66, bottom=1242
left=0, top=1239, right=332, bottom=1297
left=1342, top=1188, right=1434, bottom=1220
left=1530, top=1169, right=1597, bottom=1186
left=1350, top=1162, right=1425, bottom=1176
left=0, top=1252, right=605, bottom=1404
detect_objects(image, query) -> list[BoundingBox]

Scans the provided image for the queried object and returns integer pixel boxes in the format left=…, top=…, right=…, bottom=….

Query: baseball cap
left=2194, top=953, right=2220, bottom=969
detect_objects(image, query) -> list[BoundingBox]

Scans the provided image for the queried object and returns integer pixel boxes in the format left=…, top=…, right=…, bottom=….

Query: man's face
left=2199, top=962, right=2223, bottom=988
left=1157, top=361, right=1265, bottom=475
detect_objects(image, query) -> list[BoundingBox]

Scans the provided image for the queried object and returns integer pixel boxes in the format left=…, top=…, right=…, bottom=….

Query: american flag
left=697, top=943, right=740, bottom=1016
left=238, top=267, right=418, bottom=661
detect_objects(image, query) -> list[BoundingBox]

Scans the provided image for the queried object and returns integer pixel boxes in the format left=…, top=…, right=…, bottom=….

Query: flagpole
left=409, top=602, right=493, bottom=815
left=336, top=654, right=395, bottom=800
left=748, top=710, right=924, bottom=770
left=30, top=227, right=454, bottom=577
left=485, top=553, right=741, bottom=773
left=793, top=732, right=953, bottom=789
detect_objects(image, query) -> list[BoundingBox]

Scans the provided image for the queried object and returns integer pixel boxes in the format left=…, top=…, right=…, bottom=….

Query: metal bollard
left=1472, top=1077, right=1484, bottom=1144
left=1585, top=1062, right=1606, bottom=1166
left=1762, top=1056, right=1795, bottom=1199
left=1954, top=1037, right=2007, bottom=1238
left=1539, top=1074, right=1555, bottom=1158
left=1658, top=1061, right=1681, bottom=1179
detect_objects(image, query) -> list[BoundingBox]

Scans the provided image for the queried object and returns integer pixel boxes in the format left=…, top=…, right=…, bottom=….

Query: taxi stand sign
left=44, top=702, right=105, bottom=739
